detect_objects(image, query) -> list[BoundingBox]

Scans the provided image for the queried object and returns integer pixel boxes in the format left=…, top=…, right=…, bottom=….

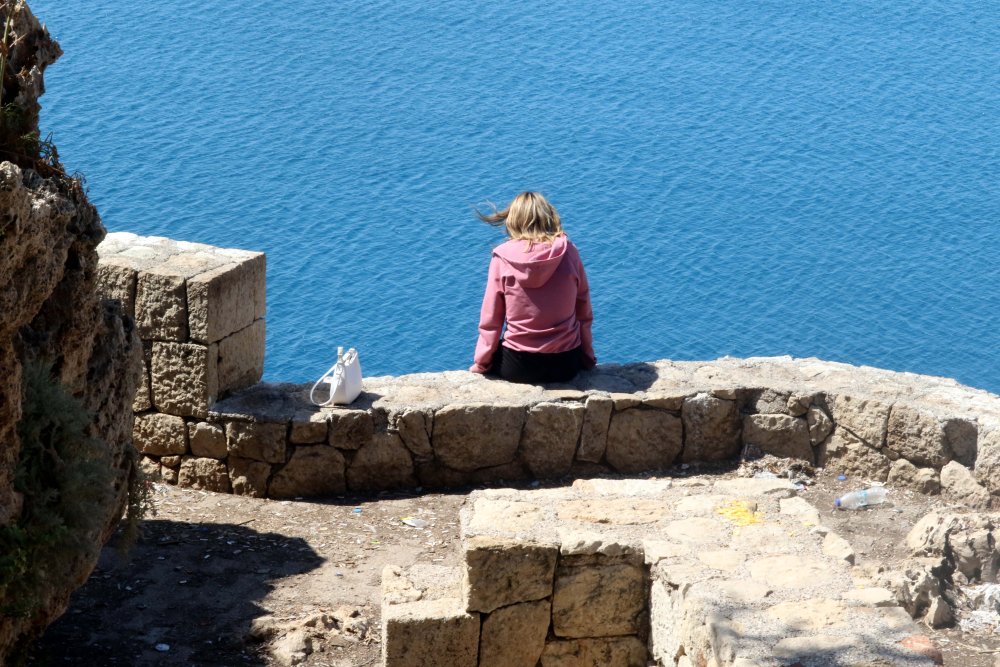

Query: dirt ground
left=25, top=467, right=1000, bottom=667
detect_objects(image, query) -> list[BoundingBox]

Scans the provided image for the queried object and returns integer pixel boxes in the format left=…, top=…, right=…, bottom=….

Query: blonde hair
left=477, top=191, right=564, bottom=246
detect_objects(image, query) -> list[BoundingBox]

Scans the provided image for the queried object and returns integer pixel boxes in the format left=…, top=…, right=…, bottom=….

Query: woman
left=470, top=191, right=596, bottom=384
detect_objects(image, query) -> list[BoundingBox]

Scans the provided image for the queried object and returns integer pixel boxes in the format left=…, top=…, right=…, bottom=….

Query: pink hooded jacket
left=471, top=235, right=595, bottom=373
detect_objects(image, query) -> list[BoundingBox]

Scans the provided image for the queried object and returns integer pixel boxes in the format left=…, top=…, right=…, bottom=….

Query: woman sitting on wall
left=469, top=191, right=596, bottom=384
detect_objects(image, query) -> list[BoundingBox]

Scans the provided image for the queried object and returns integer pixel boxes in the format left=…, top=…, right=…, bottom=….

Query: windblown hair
left=478, top=191, right=564, bottom=246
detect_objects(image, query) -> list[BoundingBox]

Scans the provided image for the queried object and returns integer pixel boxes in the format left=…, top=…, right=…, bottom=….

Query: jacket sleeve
left=576, top=253, right=596, bottom=369
left=470, top=255, right=505, bottom=373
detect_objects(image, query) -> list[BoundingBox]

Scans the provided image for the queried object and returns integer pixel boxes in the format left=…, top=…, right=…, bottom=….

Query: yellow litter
left=715, top=500, right=764, bottom=526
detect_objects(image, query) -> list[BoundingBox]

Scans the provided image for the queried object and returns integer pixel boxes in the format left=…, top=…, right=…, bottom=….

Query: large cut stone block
left=188, top=421, right=227, bottom=459
left=743, top=414, right=813, bottom=462
left=346, top=433, right=416, bottom=491
left=540, top=637, right=647, bottom=667
left=463, top=536, right=558, bottom=613
left=217, top=319, right=265, bottom=394
left=682, top=393, right=741, bottom=462
left=135, top=267, right=188, bottom=341
left=187, top=253, right=266, bottom=344
left=178, top=457, right=232, bottom=493
left=577, top=395, right=612, bottom=463
left=480, top=599, right=551, bottom=667
left=605, top=408, right=682, bottom=473
left=290, top=409, right=328, bottom=444
left=227, top=420, right=287, bottom=464
left=269, top=445, right=345, bottom=498
left=392, top=409, right=433, bottom=461
left=150, top=341, right=219, bottom=418
left=382, top=598, right=480, bottom=667
left=328, top=409, right=373, bottom=450
left=975, top=429, right=1000, bottom=494
left=819, top=429, right=891, bottom=481
left=434, top=404, right=525, bottom=472
left=552, top=561, right=646, bottom=638
left=228, top=456, right=271, bottom=497
left=828, top=394, right=890, bottom=448
left=134, top=413, right=187, bottom=456
left=886, top=405, right=952, bottom=469
left=520, top=402, right=585, bottom=478
left=96, top=259, right=137, bottom=319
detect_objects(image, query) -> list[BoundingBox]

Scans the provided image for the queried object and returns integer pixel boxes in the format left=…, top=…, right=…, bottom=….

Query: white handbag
left=310, top=347, right=363, bottom=406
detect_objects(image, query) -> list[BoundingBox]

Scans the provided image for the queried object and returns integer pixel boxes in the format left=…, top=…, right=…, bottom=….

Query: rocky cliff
left=0, top=1, right=141, bottom=659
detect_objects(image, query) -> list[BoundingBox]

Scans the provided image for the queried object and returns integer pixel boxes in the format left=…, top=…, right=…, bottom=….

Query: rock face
left=0, top=3, right=141, bottom=660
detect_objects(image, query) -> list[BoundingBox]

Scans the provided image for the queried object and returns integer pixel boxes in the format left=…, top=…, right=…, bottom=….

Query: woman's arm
left=576, top=255, right=596, bottom=369
left=470, top=255, right=506, bottom=372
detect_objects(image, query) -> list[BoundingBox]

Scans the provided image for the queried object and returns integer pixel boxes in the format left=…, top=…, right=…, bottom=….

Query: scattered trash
left=837, top=475, right=847, bottom=481
left=155, top=644, right=170, bottom=652
left=793, top=483, right=807, bottom=491
left=958, top=584, right=1000, bottom=632
left=753, top=471, right=778, bottom=480
left=352, top=507, right=362, bottom=514
left=401, top=517, right=428, bottom=528
left=835, top=486, right=888, bottom=510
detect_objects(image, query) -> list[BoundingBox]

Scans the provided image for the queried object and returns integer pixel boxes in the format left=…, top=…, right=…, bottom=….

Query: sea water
left=28, top=1, right=1000, bottom=390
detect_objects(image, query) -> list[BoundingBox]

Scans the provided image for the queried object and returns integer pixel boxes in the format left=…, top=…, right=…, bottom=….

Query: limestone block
left=392, top=409, right=433, bottom=460
left=346, top=433, right=416, bottom=491
left=945, top=418, right=978, bottom=468
left=96, top=259, right=137, bottom=319
left=178, top=457, right=232, bottom=493
left=188, top=421, right=227, bottom=458
left=160, top=456, right=181, bottom=469
left=227, top=420, right=287, bottom=464
left=577, top=395, right=612, bottom=463
left=433, top=404, right=525, bottom=472
left=133, top=413, right=187, bottom=456
left=133, top=347, right=152, bottom=413
left=415, top=461, right=473, bottom=489
left=765, top=598, right=850, bottom=631
left=888, top=459, right=941, bottom=494
left=748, top=388, right=792, bottom=415
left=822, top=532, right=856, bottom=564
left=479, top=599, right=550, bottom=667
left=187, top=253, right=266, bottom=344
left=643, top=391, right=687, bottom=411
left=975, top=429, right=1000, bottom=495
left=135, top=267, right=189, bottom=341
left=605, top=408, right=682, bottom=473
left=749, top=554, right=840, bottom=589
left=779, top=496, right=820, bottom=526
left=161, top=466, right=178, bottom=484
left=327, top=409, right=373, bottom=450
left=886, top=406, right=952, bottom=469
left=138, top=456, right=162, bottom=481
left=828, top=394, right=891, bottom=448
left=290, top=409, right=328, bottom=444
left=150, top=341, right=219, bottom=418
left=941, top=461, right=991, bottom=509
left=217, top=319, right=265, bottom=394
left=681, top=393, right=741, bottom=462
left=820, top=429, right=891, bottom=481
left=467, top=498, right=544, bottom=535
left=382, top=598, right=479, bottom=667
left=540, top=637, right=647, bottom=667
left=520, top=402, right=585, bottom=479
left=787, top=393, right=814, bottom=417
left=269, top=445, right=346, bottom=498
left=842, top=587, right=896, bottom=607
left=463, top=536, right=558, bottom=613
left=807, top=405, right=833, bottom=445
left=552, top=562, right=645, bottom=637
left=228, top=456, right=271, bottom=497
left=743, top=414, right=812, bottom=462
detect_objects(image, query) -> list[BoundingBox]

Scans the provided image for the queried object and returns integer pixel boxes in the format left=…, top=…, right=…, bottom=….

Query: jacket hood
left=493, top=235, right=569, bottom=288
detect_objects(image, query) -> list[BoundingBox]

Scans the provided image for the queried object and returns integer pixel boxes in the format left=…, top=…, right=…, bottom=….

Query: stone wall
left=98, top=235, right=1000, bottom=504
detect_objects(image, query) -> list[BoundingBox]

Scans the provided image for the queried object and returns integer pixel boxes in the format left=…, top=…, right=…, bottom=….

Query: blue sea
left=29, top=1, right=1000, bottom=391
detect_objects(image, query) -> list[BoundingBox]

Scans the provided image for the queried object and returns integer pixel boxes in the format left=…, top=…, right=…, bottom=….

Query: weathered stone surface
left=188, top=421, right=227, bottom=458
left=327, top=409, right=374, bottom=450
left=382, top=598, right=480, bottom=667
left=228, top=456, right=271, bottom=497
left=743, top=413, right=812, bottom=461
left=178, top=457, right=232, bottom=492
left=975, top=429, right=1000, bottom=495
left=822, top=532, right=856, bottom=564
left=227, top=420, right=287, bottom=464
left=644, top=391, right=687, bottom=411
left=552, top=562, right=645, bottom=637
left=779, top=496, right=820, bottom=526
left=888, top=459, right=941, bottom=494
left=843, top=587, right=896, bottom=607
left=160, top=455, right=181, bottom=469
left=945, top=418, right=978, bottom=468
left=134, top=413, right=187, bottom=456
left=828, top=394, right=891, bottom=448
left=886, top=406, right=952, bottom=469
left=807, top=405, right=833, bottom=445
left=133, top=349, right=152, bottom=412
left=434, top=404, right=525, bottom=472
left=605, top=408, right=682, bottom=473
left=187, top=254, right=266, bottom=344
left=766, top=597, right=849, bottom=631
left=96, top=259, right=137, bottom=319
left=749, top=554, right=839, bottom=588
left=681, top=393, right=741, bottom=462
left=269, top=445, right=346, bottom=498
left=940, top=461, right=991, bottom=509
left=346, top=433, right=415, bottom=491
left=217, top=319, right=265, bottom=394
left=558, top=497, right=672, bottom=525
left=463, top=536, right=558, bottom=613
left=392, top=409, right=433, bottom=460
left=540, top=637, right=647, bottom=667
left=150, top=341, right=219, bottom=418
left=290, top=409, right=328, bottom=444
left=135, top=267, right=188, bottom=341
left=821, top=430, right=891, bottom=481
left=520, top=402, right=585, bottom=478
left=577, top=395, right=612, bottom=463
left=479, top=599, right=550, bottom=667
left=468, top=498, right=544, bottom=534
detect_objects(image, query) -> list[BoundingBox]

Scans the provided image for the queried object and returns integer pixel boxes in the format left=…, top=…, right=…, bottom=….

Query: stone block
left=552, top=562, right=646, bottom=637
left=135, top=267, right=188, bottom=341
left=382, top=598, right=479, bottom=667
left=160, top=456, right=181, bottom=469
left=888, top=459, right=940, bottom=494
left=269, top=445, right=346, bottom=498
left=479, top=599, right=550, bottom=667
left=150, top=341, right=218, bottom=418
left=975, top=428, right=1000, bottom=494
left=178, top=457, right=232, bottom=492
left=346, top=433, right=416, bottom=491
left=577, top=395, right=612, bottom=463
left=217, top=319, right=265, bottom=394
left=807, top=405, right=833, bottom=445
left=820, top=429, right=891, bottom=481
left=328, top=409, right=373, bottom=450
left=187, top=253, right=266, bottom=344
left=941, top=461, right=991, bottom=509
left=605, top=408, right=682, bottom=473
left=227, top=420, right=287, bottom=464
left=540, top=637, right=647, bottom=667
left=828, top=394, right=890, bottom=448
left=463, top=536, right=558, bottom=613
left=392, top=408, right=433, bottom=460
left=228, top=456, right=271, bottom=497
left=133, top=413, right=187, bottom=456
left=96, top=259, right=137, bottom=319
left=188, top=421, right=227, bottom=459
left=133, top=347, right=152, bottom=413
left=886, top=406, right=952, bottom=469
left=290, top=409, right=328, bottom=444
left=682, top=393, right=741, bottom=462
left=433, top=404, right=525, bottom=472
left=743, top=414, right=812, bottom=462
left=520, top=402, right=585, bottom=478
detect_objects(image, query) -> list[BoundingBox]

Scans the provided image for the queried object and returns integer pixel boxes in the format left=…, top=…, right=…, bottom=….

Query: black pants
left=486, top=343, right=583, bottom=385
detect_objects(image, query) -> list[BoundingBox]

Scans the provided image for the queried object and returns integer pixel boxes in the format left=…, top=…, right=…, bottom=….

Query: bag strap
left=309, top=360, right=344, bottom=407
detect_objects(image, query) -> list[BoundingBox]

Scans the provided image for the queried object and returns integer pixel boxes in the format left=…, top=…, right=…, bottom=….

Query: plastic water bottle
left=835, top=486, right=888, bottom=510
